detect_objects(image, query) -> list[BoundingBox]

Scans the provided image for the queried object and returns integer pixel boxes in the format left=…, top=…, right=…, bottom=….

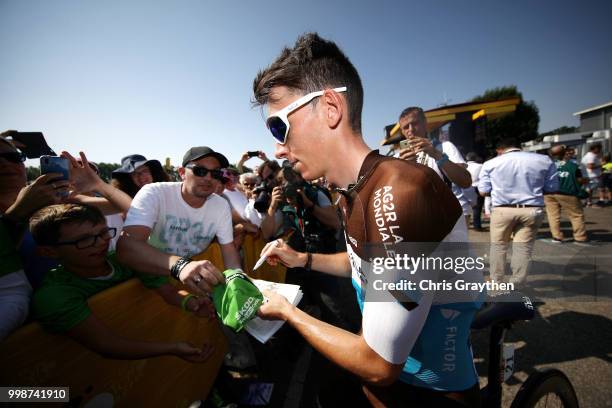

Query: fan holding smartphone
left=237, top=150, right=269, bottom=174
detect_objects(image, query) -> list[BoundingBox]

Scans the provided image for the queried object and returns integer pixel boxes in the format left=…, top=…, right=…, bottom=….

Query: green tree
left=471, top=85, right=539, bottom=156
left=95, top=162, right=121, bottom=182
left=539, top=126, right=579, bottom=137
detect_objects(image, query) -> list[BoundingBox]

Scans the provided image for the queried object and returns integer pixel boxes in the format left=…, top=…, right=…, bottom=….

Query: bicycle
left=472, top=292, right=579, bottom=408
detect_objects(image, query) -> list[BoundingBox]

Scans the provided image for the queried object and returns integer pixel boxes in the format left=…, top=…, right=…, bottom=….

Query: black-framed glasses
left=0, top=151, right=27, bottom=164
left=54, top=227, right=117, bottom=249
left=186, top=164, right=224, bottom=180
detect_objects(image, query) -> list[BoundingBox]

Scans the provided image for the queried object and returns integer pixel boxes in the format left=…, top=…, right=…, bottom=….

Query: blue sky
left=2, top=0, right=611, bottom=167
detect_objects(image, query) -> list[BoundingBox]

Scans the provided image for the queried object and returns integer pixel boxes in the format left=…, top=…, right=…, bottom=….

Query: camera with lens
left=281, top=181, right=302, bottom=202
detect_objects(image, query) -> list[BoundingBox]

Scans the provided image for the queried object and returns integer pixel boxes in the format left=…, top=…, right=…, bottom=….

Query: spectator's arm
left=67, top=195, right=127, bottom=216
left=154, top=283, right=215, bottom=319
left=117, top=226, right=180, bottom=276
left=438, top=160, right=472, bottom=188
left=260, top=211, right=280, bottom=241
left=436, top=142, right=471, bottom=188
left=66, top=314, right=214, bottom=362
left=62, top=151, right=132, bottom=214
left=478, top=164, right=492, bottom=196
left=237, top=152, right=250, bottom=174
left=230, top=208, right=246, bottom=225
left=219, top=242, right=242, bottom=270
left=260, top=187, right=283, bottom=240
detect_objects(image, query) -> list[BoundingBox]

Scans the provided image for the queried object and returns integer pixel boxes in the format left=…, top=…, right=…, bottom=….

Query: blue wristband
left=436, top=153, right=449, bottom=168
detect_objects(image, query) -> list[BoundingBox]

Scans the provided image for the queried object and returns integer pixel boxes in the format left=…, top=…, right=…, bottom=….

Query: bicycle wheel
left=510, top=369, right=579, bottom=408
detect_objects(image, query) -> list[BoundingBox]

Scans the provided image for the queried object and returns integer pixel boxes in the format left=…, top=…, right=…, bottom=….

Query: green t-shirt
left=31, top=252, right=168, bottom=333
left=0, top=218, right=23, bottom=279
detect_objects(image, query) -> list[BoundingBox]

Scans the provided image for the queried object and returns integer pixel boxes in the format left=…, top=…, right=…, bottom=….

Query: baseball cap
left=182, top=146, right=229, bottom=168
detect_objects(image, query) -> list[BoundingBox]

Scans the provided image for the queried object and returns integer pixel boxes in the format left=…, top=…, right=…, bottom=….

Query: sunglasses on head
left=0, top=151, right=27, bottom=164
left=186, top=164, right=225, bottom=180
left=266, top=86, right=347, bottom=145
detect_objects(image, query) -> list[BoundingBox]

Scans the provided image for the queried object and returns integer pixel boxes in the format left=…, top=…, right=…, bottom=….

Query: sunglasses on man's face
left=266, top=87, right=347, bottom=145
left=0, top=151, right=27, bottom=164
left=186, top=164, right=225, bottom=180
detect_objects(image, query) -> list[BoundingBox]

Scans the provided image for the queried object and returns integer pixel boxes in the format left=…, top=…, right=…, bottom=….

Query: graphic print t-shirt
left=125, top=182, right=233, bottom=257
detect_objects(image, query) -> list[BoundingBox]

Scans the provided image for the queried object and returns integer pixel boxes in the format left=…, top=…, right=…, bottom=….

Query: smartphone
left=247, top=151, right=260, bottom=158
left=399, top=139, right=412, bottom=150
left=40, top=156, right=70, bottom=181
left=11, top=132, right=56, bottom=158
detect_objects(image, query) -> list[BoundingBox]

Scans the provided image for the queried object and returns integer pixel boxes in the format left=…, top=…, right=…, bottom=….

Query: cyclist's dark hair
left=252, top=32, right=364, bottom=133
left=29, top=204, right=105, bottom=245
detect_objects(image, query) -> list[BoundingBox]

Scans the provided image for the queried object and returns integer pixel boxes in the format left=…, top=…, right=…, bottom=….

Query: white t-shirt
left=244, top=200, right=264, bottom=227
left=124, top=182, right=233, bottom=257
left=466, top=161, right=483, bottom=188
left=581, top=151, right=601, bottom=179
left=223, top=189, right=249, bottom=219
left=463, top=161, right=483, bottom=207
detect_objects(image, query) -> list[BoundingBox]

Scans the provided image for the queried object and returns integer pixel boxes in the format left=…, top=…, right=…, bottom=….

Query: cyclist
left=253, top=33, right=482, bottom=407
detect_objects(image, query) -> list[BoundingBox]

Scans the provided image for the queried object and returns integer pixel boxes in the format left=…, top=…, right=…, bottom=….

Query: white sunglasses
left=266, top=86, right=347, bottom=144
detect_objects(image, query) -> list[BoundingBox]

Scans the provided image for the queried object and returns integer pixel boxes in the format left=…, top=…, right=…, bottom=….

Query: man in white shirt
left=397, top=107, right=472, bottom=214
left=478, top=138, right=558, bottom=287
left=581, top=143, right=604, bottom=206
left=117, top=146, right=242, bottom=296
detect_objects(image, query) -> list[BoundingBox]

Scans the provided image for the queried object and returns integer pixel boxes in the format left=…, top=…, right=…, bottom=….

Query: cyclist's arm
left=262, top=241, right=351, bottom=277
left=260, top=291, right=406, bottom=385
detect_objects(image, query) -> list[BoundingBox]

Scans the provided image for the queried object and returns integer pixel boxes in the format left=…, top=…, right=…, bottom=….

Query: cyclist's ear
left=321, top=89, right=344, bottom=130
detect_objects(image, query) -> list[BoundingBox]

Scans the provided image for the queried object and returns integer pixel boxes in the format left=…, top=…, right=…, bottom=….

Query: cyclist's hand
left=257, top=289, right=292, bottom=321
left=260, top=239, right=306, bottom=268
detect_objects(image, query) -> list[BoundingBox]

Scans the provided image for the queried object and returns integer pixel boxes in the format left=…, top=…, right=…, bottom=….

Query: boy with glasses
left=117, top=146, right=242, bottom=296
left=29, top=203, right=215, bottom=361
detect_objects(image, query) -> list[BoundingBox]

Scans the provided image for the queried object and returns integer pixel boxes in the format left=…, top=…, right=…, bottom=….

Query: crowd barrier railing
left=0, top=278, right=227, bottom=407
